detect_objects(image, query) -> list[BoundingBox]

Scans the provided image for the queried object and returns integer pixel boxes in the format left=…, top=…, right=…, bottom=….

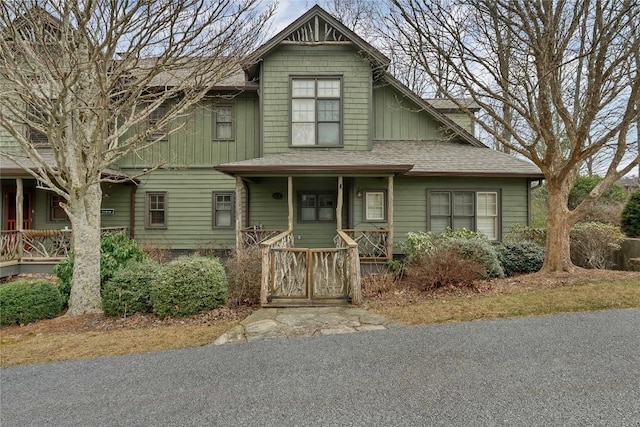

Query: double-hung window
left=364, top=191, right=385, bottom=222
left=213, top=192, right=234, bottom=228
left=429, top=190, right=499, bottom=240
left=48, top=193, right=67, bottom=221
left=147, top=104, right=167, bottom=140
left=146, top=192, right=167, bottom=228
left=291, top=77, right=341, bottom=146
left=213, top=105, right=233, bottom=140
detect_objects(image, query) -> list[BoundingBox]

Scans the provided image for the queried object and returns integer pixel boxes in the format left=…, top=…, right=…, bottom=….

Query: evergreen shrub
left=621, top=189, right=640, bottom=237
left=102, top=260, right=160, bottom=317
left=496, top=241, right=545, bottom=277
left=151, top=255, right=228, bottom=318
left=54, top=232, right=147, bottom=307
left=0, top=281, right=63, bottom=326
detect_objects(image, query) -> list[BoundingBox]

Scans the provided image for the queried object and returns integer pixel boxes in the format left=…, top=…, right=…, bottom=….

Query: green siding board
left=372, top=85, right=449, bottom=141
left=117, top=94, right=258, bottom=168
left=124, top=168, right=236, bottom=250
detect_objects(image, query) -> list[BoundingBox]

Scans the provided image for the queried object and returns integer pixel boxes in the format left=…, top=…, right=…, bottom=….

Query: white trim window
left=213, top=192, right=234, bottom=228
left=364, top=191, right=385, bottom=221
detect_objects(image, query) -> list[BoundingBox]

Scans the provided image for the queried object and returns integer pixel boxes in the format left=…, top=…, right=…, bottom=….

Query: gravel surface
left=2, top=309, right=639, bottom=426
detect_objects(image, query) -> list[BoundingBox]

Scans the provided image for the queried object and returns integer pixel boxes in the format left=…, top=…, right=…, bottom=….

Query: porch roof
left=214, top=141, right=544, bottom=178
left=0, top=153, right=136, bottom=182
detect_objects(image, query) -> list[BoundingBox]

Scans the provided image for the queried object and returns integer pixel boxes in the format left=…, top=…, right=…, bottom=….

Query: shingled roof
left=214, top=141, right=543, bottom=178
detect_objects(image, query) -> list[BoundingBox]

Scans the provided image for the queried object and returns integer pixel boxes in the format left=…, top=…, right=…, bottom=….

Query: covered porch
left=216, top=156, right=412, bottom=307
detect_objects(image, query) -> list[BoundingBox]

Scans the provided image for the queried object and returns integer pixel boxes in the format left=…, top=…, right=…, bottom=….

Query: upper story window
left=147, top=104, right=167, bottom=140
left=291, top=77, right=341, bottom=146
left=26, top=103, right=53, bottom=147
left=213, top=105, right=234, bottom=140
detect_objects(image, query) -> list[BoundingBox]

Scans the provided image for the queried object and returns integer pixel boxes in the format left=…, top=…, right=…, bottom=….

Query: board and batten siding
left=125, top=168, right=238, bottom=250
left=261, top=44, right=372, bottom=154
left=118, top=94, right=259, bottom=168
left=372, top=85, right=451, bottom=141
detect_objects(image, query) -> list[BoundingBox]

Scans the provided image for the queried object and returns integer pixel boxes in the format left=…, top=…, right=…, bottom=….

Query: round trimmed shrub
left=621, top=189, right=640, bottom=237
left=151, top=255, right=228, bottom=318
left=496, top=241, right=545, bottom=277
left=0, top=281, right=63, bottom=326
left=440, top=237, right=504, bottom=279
left=102, top=260, right=160, bottom=317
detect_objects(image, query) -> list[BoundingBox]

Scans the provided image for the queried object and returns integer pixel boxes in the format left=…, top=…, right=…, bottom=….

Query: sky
left=269, top=0, right=330, bottom=35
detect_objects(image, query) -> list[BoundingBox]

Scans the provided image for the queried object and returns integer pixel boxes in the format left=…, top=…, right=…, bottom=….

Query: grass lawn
left=1, top=271, right=639, bottom=367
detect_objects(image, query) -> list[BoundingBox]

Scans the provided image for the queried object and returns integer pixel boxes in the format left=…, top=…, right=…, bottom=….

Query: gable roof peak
left=242, top=4, right=390, bottom=72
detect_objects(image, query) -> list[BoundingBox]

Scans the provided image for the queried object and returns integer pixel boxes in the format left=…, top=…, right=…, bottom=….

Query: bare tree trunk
left=543, top=181, right=576, bottom=272
left=66, top=183, right=102, bottom=315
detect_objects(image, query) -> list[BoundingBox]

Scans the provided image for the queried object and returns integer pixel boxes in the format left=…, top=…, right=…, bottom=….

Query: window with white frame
left=213, top=192, right=234, bottom=228
left=213, top=105, right=233, bottom=140
left=428, top=190, right=500, bottom=240
left=291, top=77, right=341, bottom=146
left=364, top=191, right=385, bottom=221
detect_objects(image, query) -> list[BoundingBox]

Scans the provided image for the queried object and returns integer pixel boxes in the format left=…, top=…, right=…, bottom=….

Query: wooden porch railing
left=260, top=230, right=295, bottom=304
left=342, top=229, right=390, bottom=261
left=241, top=227, right=286, bottom=248
left=0, top=227, right=128, bottom=262
left=335, top=231, right=362, bottom=304
left=259, top=229, right=362, bottom=305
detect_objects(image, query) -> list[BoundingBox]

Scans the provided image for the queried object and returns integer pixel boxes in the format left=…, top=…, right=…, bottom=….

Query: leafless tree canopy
left=0, top=0, right=274, bottom=314
left=0, top=0, right=274, bottom=194
left=388, top=0, right=640, bottom=271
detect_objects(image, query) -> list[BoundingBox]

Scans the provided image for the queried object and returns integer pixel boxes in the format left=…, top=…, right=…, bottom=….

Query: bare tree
left=388, top=0, right=640, bottom=272
left=0, top=0, right=274, bottom=314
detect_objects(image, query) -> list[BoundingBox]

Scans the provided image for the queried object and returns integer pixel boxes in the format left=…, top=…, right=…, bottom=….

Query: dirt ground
left=2, top=269, right=639, bottom=337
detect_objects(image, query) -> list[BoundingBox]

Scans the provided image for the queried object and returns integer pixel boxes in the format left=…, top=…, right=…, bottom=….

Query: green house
left=1, top=6, right=542, bottom=304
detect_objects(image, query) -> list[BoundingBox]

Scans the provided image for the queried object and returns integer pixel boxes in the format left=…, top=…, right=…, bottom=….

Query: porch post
left=387, top=175, right=394, bottom=260
left=235, top=176, right=243, bottom=250
left=287, top=176, right=293, bottom=231
left=336, top=176, right=343, bottom=231
left=16, top=178, right=24, bottom=260
left=16, top=178, right=24, bottom=231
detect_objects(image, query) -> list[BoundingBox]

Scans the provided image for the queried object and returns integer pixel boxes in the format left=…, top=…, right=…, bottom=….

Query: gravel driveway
left=2, top=309, right=639, bottom=426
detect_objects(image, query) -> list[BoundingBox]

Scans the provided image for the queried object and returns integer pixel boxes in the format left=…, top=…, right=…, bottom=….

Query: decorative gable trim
left=242, top=5, right=390, bottom=71
left=285, top=15, right=346, bottom=43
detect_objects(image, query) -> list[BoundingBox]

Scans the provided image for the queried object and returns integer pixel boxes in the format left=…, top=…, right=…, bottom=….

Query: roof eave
left=214, top=164, right=414, bottom=176
left=406, top=171, right=545, bottom=178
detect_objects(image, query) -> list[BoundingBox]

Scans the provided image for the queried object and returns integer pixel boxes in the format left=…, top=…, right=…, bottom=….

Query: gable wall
left=261, top=44, right=372, bottom=154
left=117, top=93, right=259, bottom=168
left=372, top=85, right=452, bottom=141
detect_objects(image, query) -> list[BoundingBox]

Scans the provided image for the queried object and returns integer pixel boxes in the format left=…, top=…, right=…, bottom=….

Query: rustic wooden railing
left=335, top=231, right=362, bottom=304
left=0, top=227, right=129, bottom=263
left=342, top=228, right=390, bottom=261
left=260, top=230, right=295, bottom=304
left=241, top=227, right=286, bottom=248
left=1, top=231, right=20, bottom=262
